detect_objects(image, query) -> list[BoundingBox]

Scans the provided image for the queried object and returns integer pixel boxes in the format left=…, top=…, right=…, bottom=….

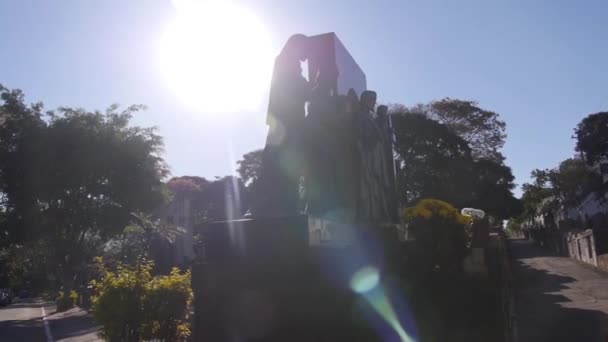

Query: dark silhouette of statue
left=255, top=35, right=312, bottom=216
left=254, top=33, right=397, bottom=222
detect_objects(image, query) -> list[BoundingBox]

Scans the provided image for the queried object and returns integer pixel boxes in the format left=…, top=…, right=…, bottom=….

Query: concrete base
left=192, top=215, right=401, bottom=341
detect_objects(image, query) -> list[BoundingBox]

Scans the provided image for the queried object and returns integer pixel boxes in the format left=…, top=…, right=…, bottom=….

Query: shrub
left=69, top=290, right=79, bottom=305
left=56, top=290, right=79, bottom=312
left=144, top=268, right=193, bottom=341
left=402, top=199, right=472, bottom=273
left=90, top=258, right=192, bottom=342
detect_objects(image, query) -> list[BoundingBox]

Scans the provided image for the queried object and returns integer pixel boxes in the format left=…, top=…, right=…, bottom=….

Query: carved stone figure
left=354, top=91, right=393, bottom=221
left=255, top=34, right=312, bottom=216
left=255, top=33, right=397, bottom=223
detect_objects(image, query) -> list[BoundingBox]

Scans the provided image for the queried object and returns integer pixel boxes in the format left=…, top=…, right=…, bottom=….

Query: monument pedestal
left=191, top=31, right=402, bottom=341
left=192, top=215, right=401, bottom=341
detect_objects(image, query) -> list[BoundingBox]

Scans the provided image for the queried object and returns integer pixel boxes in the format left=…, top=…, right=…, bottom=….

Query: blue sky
left=3, top=0, right=608, bottom=196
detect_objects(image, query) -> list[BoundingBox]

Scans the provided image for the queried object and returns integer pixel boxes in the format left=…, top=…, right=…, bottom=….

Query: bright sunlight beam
left=159, top=0, right=274, bottom=114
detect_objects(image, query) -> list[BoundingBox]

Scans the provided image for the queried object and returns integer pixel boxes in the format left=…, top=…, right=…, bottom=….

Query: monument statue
left=255, top=34, right=312, bottom=216
left=193, top=33, right=401, bottom=341
left=254, top=32, right=397, bottom=223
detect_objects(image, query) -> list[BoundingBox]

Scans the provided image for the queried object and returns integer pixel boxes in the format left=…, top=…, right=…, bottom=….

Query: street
left=0, top=299, right=100, bottom=342
left=0, top=299, right=48, bottom=342
left=512, top=238, right=608, bottom=342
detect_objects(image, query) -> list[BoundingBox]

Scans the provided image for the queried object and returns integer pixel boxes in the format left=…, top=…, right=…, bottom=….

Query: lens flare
left=350, top=266, right=380, bottom=294
left=351, top=266, right=415, bottom=342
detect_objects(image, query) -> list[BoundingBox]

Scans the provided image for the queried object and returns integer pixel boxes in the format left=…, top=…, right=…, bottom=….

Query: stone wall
left=192, top=216, right=404, bottom=341
left=488, top=231, right=517, bottom=342
left=597, top=254, right=608, bottom=273
left=566, top=229, right=597, bottom=266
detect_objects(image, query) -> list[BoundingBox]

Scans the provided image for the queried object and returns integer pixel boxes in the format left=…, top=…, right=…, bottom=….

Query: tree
left=550, top=158, right=602, bottom=206
left=0, top=85, right=169, bottom=290
left=103, top=212, right=185, bottom=271
left=39, top=105, right=169, bottom=289
left=506, top=217, right=522, bottom=236
left=391, top=105, right=519, bottom=218
left=470, top=158, right=521, bottom=219
left=0, top=85, right=46, bottom=245
left=520, top=158, right=601, bottom=220
left=237, top=149, right=263, bottom=187
left=427, top=98, right=507, bottom=161
left=392, top=111, right=474, bottom=207
left=574, top=112, right=608, bottom=166
left=236, top=149, right=263, bottom=208
left=167, top=176, right=209, bottom=198
left=519, top=169, right=554, bottom=220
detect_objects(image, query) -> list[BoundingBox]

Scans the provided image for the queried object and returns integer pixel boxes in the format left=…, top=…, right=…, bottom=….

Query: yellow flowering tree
left=402, top=199, right=472, bottom=273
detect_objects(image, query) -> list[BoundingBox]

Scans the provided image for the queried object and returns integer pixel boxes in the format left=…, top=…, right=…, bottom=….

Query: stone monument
left=193, top=33, right=401, bottom=341
left=254, top=32, right=397, bottom=225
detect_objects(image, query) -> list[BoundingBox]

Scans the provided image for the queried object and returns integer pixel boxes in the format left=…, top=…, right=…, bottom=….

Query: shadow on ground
left=46, top=307, right=101, bottom=341
left=511, top=238, right=608, bottom=342
left=0, top=317, right=47, bottom=341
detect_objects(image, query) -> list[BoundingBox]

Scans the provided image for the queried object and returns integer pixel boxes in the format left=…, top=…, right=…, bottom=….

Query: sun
left=159, top=0, right=274, bottom=113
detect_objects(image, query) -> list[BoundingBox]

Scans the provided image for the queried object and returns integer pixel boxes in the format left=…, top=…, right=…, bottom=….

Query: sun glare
left=160, top=0, right=274, bottom=113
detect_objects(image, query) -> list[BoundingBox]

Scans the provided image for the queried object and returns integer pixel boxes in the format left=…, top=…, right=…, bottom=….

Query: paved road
left=0, top=299, right=100, bottom=342
left=0, top=299, right=49, bottom=341
left=512, top=238, right=608, bottom=342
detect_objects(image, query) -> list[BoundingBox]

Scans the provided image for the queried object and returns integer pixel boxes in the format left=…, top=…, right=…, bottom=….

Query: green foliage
left=0, top=242, right=49, bottom=290
left=145, top=268, right=193, bottom=340
left=550, top=158, right=601, bottom=206
left=506, top=218, right=522, bottom=236
left=0, top=85, right=169, bottom=290
left=102, top=212, right=185, bottom=274
left=392, top=112, right=474, bottom=207
left=391, top=102, right=518, bottom=218
left=470, top=158, right=522, bottom=219
left=91, top=258, right=192, bottom=342
left=237, top=149, right=264, bottom=206
left=520, top=158, right=601, bottom=221
left=91, top=260, right=153, bottom=341
left=402, top=199, right=471, bottom=272
left=237, top=149, right=263, bottom=187
left=520, top=175, right=552, bottom=220
left=0, top=84, right=46, bottom=245
left=515, top=113, right=607, bottom=225
left=574, top=111, right=608, bottom=166
left=56, top=290, right=79, bottom=311
left=427, top=98, right=507, bottom=162
left=70, top=290, right=79, bottom=304
left=394, top=98, right=507, bottom=162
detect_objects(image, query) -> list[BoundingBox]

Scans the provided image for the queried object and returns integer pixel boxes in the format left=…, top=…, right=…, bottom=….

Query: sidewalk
left=43, top=304, right=102, bottom=342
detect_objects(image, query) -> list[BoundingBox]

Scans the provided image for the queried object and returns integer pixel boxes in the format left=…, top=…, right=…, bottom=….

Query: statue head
left=360, top=90, right=377, bottom=113
left=341, top=88, right=359, bottom=114
left=377, top=105, right=388, bottom=117
left=376, top=105, right=388, bottom=126
left=281, top=34, right=309, bottom=62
